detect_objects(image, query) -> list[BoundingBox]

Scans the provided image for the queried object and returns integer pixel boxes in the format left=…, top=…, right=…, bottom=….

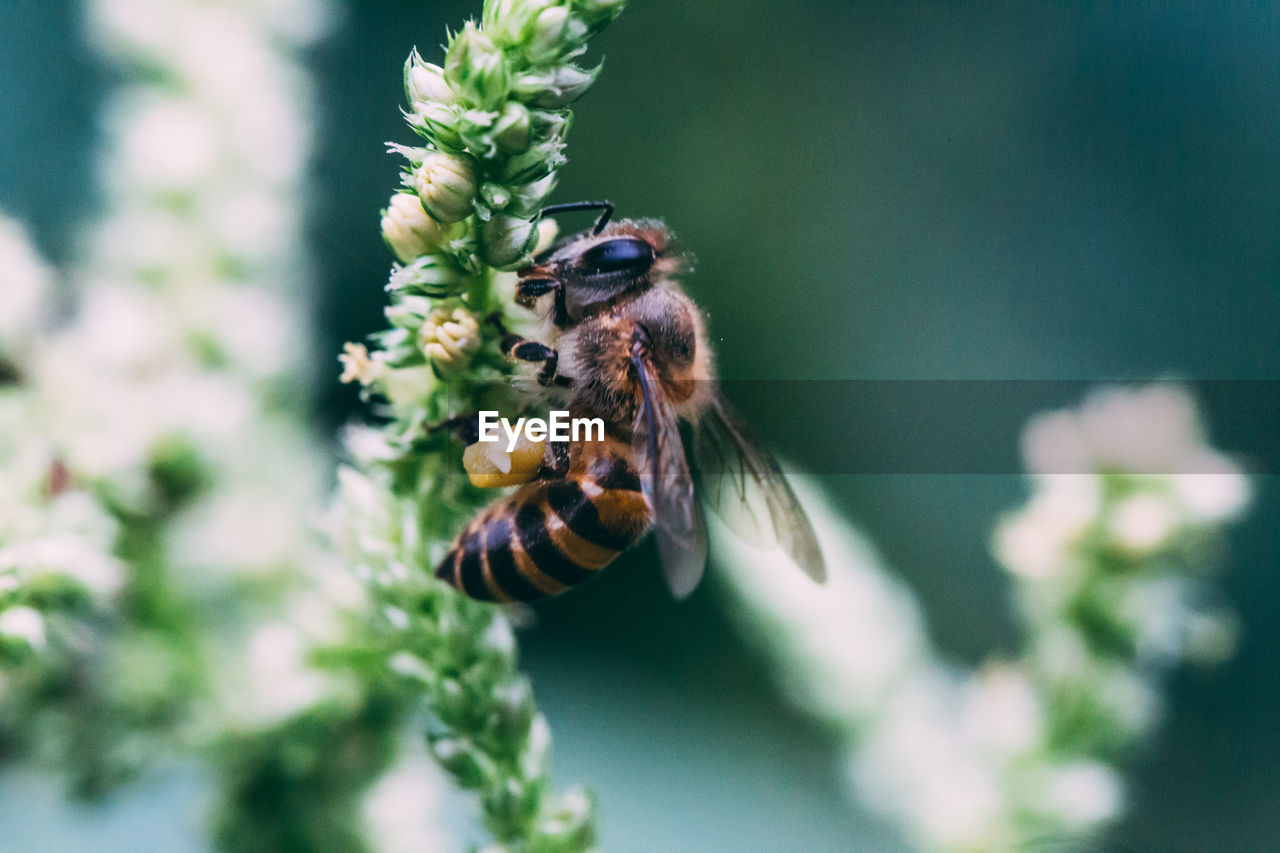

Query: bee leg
left=515, top=276, right=558, bottom=305
left=427, top=412, right=481, bottom=445
left=500, top=335, right=556, bottom=363
left=495, top=331, right=572, bottom=387
left=536, top=353, right=574, bottom=388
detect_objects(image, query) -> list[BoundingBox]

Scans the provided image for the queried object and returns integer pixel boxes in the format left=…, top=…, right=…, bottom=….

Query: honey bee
left=434, top=202, right=825, bottom=601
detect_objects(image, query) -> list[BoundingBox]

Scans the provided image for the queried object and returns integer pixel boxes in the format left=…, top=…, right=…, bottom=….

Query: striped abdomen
left=434, top=456, right=651, bottom=602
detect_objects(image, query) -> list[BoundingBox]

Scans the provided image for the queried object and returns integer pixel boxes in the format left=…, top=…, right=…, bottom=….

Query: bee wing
left=692, top=392, right=826, bottom=583
left=631, top=347, right=708, bottom=599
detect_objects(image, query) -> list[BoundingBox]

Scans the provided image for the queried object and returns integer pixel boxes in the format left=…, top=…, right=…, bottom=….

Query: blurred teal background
left=2, top=1, right=1278, bottom=850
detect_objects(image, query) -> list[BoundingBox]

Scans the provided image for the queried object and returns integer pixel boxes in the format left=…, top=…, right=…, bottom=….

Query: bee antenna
left=539, top=200, right=614, bottom=235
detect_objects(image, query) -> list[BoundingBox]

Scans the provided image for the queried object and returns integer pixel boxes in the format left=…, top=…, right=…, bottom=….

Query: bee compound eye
left=576, top=237, right=656, bottom=278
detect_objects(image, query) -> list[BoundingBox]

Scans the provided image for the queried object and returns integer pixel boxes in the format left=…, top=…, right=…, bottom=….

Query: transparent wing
left=692, top=391, right=826, bottom=582
left=631, top=347, right=708, bottom=599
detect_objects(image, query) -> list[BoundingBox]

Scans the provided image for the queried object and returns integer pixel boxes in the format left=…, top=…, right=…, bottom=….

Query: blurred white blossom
left=719, top=386, right=1249, bottom=851
left=715, top=476, right=930, bottom=728
left=363, top=742, right=460, bottom=853
left=0, top=216, right=52, bottom=356
left=0, top=0, right=372, bottom=813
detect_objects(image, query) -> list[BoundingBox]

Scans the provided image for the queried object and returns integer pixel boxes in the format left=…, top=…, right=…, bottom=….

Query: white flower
left=1171, top=450, right=1250, bottom=521
left=993, top=475, right=1100, bottom=580
left=961, top=664, right=1042, bottom=757
left=169, top=489, right=307, bottom=581
left=419, top=307, right=481, bottom=370
left=715, top=474, right=928, bottom=724
left=1024, top=385, right=1215, bottom=477
left=1110, top=492, right=1181, bottom=553
left=0, top=606, right=47, bottom=650
left=0, top=216, right=52, bottom=351
left=226, top=622, right=333, bottom=728
left=110, top=93, right=222, bottom=194
left=1078, top=385, right=1202, bottom=474
left=0, top=534, right=125, bottom=602
left=851, top=670, right=1008, bottom=850
left=1034, top=761, right=1124, bottom=828
left=362, top=741, right=458, bottom=853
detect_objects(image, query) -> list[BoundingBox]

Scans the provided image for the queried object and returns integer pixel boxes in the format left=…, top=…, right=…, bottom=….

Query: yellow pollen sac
left=463, top=432, right=546, bottom=488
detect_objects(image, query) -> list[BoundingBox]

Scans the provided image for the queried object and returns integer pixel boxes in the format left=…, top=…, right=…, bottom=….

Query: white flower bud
left=526, top=6, right=570, bottom=63
left=480, top=214, right=539, bottom=269
left=508, top=173, right=558, bottom=216
left=404, top=49, right=456, bottom=108
left=486, top=0, right=556, bottom=44
left=413, top=153, right=477, bottom=223
left=492, top=101, right=532, bottom=153
left=408, top=102, right=465, bottom=151
left=445, top=22, right=510, bottom=109
left=381, top=192, right=453, bottom=263
left=388, top=255, right=470, bottom=298
left=501, top=138, right=565, bottom=184
left=512, top=63, right=600, bottom=108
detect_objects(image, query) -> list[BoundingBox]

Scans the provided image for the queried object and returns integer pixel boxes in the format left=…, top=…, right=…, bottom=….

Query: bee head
left=520, top=213, right=682, bottom=324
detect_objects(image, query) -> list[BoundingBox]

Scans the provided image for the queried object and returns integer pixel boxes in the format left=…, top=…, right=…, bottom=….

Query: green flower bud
left=484, top=778, right=543, bottom=838
left=431, top=737, right=498, bottom=789
left=413, top=152, right=477, bottom=223
left=381, top=192, right=454, bottom=263
left=404, top=48, right=456, bottom=108
left=480, top=214, right=539, bottom=269
left=387, top=254, right=469, bottom=298
left=481, top=182, right=512, bottom=210
left=445, top=22, right=510, bottom=109
left=507, top=173, right=558, bottom=217
left=407, top=101, right=465, bottom=151
left=501, top=138, right=565, bottom=184
left=482, top=0, right=511, bottom=28
left=385, top=294, right=433, bottom=333
left=525, top=6, right=570, bottom=64
left=485, top=0, right=556, bottom=45
left=529, top=787, right=596, bottom=853
left=530, top=108, right=572, bottom=139
left=434, top=675, right=470, bottom=727
left=380, top=364, right=437, bottom=407
left=491, top=677, right=536, bottom=741
left=493, top=101, right=532, bottom=152
left=512, top=63, right=601, bottom=108
left=573, top=0, right=625, bottom=26
left=458, top=108, right=500, bottom=158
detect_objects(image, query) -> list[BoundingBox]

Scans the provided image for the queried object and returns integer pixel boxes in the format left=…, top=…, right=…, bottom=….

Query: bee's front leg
left=488, top=314, right=571, bottom=387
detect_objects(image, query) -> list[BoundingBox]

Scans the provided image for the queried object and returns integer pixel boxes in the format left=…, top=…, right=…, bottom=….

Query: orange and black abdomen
left=435, top=456, right=651, bottom=602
